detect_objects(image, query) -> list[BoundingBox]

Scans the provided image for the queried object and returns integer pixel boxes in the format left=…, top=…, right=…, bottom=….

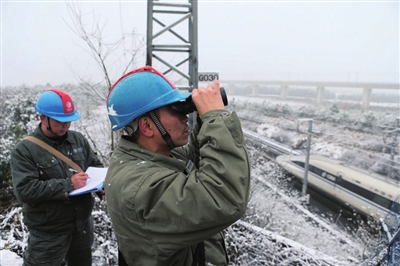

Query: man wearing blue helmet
left=105, top=66, right=251, bottom=266
left=10, top=89, right=103, bottom=266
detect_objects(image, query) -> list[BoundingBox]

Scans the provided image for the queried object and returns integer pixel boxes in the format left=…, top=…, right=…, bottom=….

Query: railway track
left=243, top=128, right=360, bottom=240
left=237, top=128, right=364, bottom=264
left=244, top=129, right=302, bottom=159
left=239, top=114, right=302, bottom=160
left=243, top=126, right=366, bottom=225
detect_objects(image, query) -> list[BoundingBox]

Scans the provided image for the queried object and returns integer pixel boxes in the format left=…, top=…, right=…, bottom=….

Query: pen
left=69, top=168, right=90, bottom=179
left=69, top=168, right=78, bottom=174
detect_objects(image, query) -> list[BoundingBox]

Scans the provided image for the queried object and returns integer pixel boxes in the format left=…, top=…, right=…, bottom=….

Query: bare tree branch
left=64, top=1, right=144, bottom=94
left=63, top=1, right=145, bottom=151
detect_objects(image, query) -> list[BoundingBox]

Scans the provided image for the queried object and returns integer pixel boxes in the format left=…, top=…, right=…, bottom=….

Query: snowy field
left=1, top=92, right=399, bottom=265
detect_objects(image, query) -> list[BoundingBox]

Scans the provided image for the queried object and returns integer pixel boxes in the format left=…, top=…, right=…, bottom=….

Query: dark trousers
left=23, top=218, right=94, bottom=266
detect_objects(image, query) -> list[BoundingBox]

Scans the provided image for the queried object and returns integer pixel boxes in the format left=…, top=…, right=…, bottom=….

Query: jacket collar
left=118, top=135, right=188, bottom=173
left=32, top=123, right=76, bottom=146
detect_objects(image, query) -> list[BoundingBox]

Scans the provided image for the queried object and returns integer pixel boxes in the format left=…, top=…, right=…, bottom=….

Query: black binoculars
left=170, top=87, right=228, bottom=114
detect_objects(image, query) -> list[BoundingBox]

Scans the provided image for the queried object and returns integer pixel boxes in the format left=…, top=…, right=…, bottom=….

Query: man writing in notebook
left=10, top=89, right=103, bottom=266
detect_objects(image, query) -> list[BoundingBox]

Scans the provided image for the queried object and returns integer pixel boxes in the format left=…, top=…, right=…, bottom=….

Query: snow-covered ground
left=231, top=94, right=400, bottom=178
left=1, top=93, right=399, bottom=265
left=0, top=250, right=22, bottom=266
left=225, top=95, right=399, bottom=264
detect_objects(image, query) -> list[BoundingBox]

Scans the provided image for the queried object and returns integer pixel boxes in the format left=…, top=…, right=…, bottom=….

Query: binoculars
left=170, top=87, right=228, bottom=114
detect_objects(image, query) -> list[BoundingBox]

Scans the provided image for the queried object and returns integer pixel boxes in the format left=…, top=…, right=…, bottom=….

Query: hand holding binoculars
left=170, top=87, right=228, bottom=114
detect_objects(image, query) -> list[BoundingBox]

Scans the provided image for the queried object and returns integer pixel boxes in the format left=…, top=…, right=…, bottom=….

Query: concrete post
left=316, top=86, right=325, bottom=104
left=362, top=88, right=372, bottom=110
left=252, top=85, right=259, bottom=96
left=280, top=85, right=288, bottom=100
left=302, top=119, right=313, bottom=198
left=227, top=84, right=235, bottom=95
left=389, top=118, right=400, bottom=180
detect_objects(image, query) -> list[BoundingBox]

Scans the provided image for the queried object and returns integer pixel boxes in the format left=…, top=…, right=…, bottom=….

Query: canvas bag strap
left=24, top=136, right=83, bottom=172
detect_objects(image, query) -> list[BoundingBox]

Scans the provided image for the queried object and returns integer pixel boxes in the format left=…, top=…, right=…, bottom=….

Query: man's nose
left=181, top=114, right=189, bottom=122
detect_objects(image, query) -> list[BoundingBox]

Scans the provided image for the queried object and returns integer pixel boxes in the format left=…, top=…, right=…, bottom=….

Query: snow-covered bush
left=0, top=88, right=41, bottom=212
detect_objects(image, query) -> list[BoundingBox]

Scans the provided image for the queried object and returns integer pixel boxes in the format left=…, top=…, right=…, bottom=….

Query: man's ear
left=138, top=116, right=154, bottom=137
left=39, top=114, right=46, bottom=125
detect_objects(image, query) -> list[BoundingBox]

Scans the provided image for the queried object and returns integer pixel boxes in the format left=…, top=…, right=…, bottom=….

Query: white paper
left=69, top=167, right=108, bottom=196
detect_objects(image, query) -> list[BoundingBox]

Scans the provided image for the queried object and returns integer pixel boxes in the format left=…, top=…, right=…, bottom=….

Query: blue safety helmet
left=35, top=89, right=81, bottom=122
left=107, top=66, right=191, bottom=131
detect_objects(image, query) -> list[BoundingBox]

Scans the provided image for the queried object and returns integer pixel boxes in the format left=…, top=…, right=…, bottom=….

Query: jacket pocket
left=45, top=200, right=75, bottom=223
left=25, top=203, right=47, bottom=225
left=72, top=152, right=86, bottom=171
left=36, top=157, right=63, bottom=181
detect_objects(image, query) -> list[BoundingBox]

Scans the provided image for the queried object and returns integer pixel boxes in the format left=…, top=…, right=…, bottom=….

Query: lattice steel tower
left=147, top=0, right=198, bottom=129
left=146, top=0, right=198, bottom=91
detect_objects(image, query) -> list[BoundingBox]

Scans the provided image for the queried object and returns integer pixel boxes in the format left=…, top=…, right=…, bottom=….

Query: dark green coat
left=10, top=124, right=103, bottom=234
left=105, top=110, right=251, bottom=266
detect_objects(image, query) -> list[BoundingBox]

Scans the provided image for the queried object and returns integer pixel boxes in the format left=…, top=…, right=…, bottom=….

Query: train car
left=276, top=154, right=400, bottom=220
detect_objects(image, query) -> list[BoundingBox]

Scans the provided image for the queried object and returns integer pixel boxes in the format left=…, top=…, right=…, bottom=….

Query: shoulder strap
left=24, top=136, right=83, bottom=172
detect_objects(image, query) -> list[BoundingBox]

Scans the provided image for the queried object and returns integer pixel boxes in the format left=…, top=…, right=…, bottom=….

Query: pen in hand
left=69, top=169, right=90, bottom=189
left=69, top=168, right=78, bottom=174
left=69, top=168, right=90, bottom=180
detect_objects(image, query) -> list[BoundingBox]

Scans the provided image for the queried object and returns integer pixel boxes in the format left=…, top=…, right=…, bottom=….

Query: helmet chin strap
left=148, top=111, right=175, bottom=150
left=45, top=116, right=58, bottom=137
left=45, top=116, right=51, bottom=131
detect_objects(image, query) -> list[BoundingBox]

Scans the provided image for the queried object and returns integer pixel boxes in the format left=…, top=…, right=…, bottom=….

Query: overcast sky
left=1, top=1, right=399, bottom=87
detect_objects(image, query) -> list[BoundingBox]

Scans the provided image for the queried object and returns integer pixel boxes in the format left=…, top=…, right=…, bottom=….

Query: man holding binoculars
left=105, top=66, right=251, bottom=266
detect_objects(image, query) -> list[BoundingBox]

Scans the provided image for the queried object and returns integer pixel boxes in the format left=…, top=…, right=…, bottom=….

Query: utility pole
left=297, top=119, right=313, bottom=199
left=146, top=0, right=198, bottom=129
left=388, top=117, right=400, bottom=180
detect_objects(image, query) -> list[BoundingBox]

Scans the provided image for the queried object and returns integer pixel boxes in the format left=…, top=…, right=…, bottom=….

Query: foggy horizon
left=1, top=1, right=399, bottom=87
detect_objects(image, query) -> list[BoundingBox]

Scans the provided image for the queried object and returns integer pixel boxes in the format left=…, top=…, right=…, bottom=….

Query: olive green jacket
left=105, top=110, right=251, bottom=266
left=10, top=124, right=103, bottom=234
